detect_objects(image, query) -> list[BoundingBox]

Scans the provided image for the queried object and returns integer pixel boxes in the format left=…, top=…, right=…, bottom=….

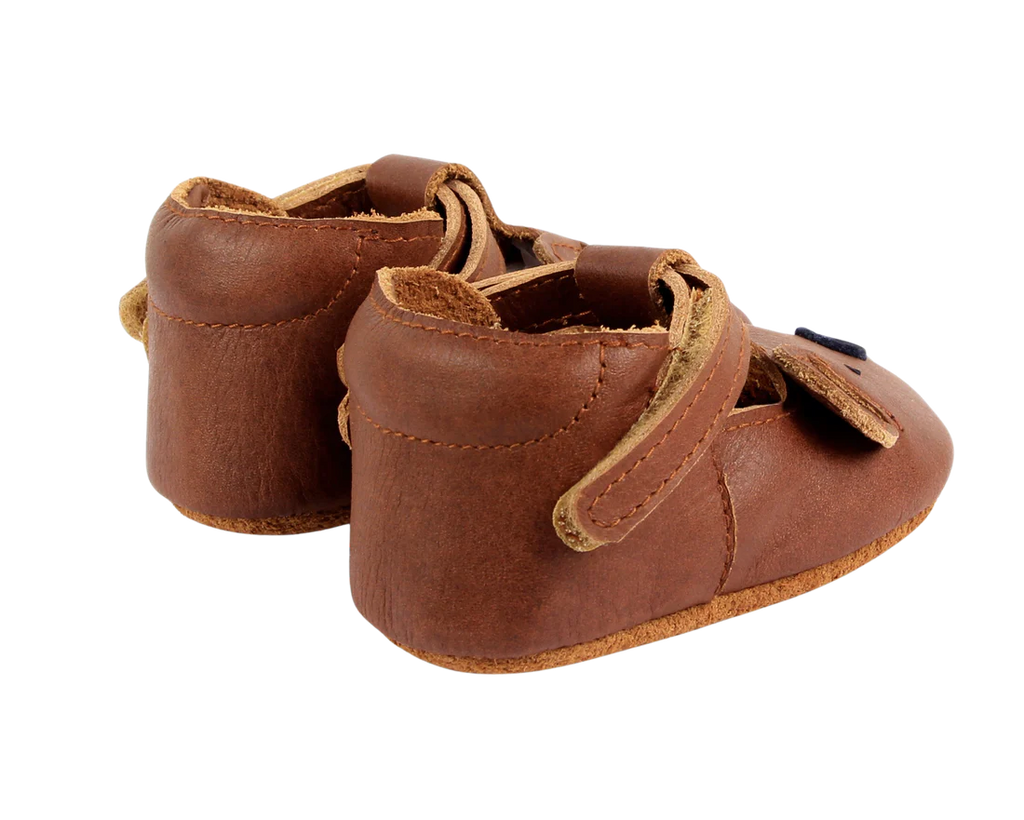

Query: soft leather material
left=478, top=262, right=593, bottom=333
left=717, top=328, right=950, bottom=593
left=145, top=196, right=443, bottom=522
left=365, top=155, right=450, bottom=216
left=126, top=157, right=583, bottom=527
left=428, top=184, right=468, bottom=273
left=572, top=245, right=669, bottom=329
left=445, top=180, right=506, bottom=283
left=344, top=250, right=953, bottom=659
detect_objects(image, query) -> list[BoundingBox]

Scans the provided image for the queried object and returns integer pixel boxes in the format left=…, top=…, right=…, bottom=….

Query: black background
left=117, top=136, right=958, bottom=696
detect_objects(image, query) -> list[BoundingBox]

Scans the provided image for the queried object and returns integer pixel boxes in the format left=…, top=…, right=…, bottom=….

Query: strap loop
left=573, top=245, right=671, bottom=329
left=365, top=156, right=587, bottom=276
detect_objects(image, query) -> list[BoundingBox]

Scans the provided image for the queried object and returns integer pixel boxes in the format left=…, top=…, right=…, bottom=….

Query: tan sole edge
left=399, top=505, right=934, bottom=674
left=174, top=504, right=350, bottom=535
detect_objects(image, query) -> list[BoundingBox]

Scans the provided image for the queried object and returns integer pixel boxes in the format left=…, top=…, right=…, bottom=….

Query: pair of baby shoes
left=121, top=155, right=952, bottom=673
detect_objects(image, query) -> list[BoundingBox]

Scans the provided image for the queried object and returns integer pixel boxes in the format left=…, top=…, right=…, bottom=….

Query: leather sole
left=173, top=504, right=350, bottom=535
left=397, top=505, right=934, bottom=673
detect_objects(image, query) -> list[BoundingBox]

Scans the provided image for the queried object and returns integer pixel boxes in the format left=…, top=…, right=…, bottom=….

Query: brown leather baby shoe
left=120, top=155, right=583, bottom=534
left=340, top=246, right=953, bottom=672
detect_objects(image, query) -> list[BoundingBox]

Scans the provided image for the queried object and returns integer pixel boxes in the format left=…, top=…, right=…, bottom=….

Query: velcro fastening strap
left=553, top=250, right=751, bottom=552
left=443, top=180, right=506, bottom=282
left=430, top=184, right=469, bottom=274
left=425, top=180, right=505, bottom=281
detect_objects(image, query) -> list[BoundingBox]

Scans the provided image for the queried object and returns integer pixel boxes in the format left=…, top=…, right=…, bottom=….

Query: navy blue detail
left=795, top=327, right=867, bottom=361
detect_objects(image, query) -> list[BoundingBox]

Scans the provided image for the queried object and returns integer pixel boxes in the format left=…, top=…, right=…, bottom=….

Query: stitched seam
left=149, top=236, right=371, bottom=329
left=722, top=411, right=792, bottom=433
left=802, top=352, right=892, bottom=427
left=519, top=311, right=594, bottom=332
left=550, top=241, right=583, bottom=261
left=352, top=345, right=606, bottom=450
left=167, top=201, right=353, bottom=230
left=370, top=295, right=670, bottom=350
left=181, top=506, right=350, bottom=521
left=714, top=462, right=736, bottom=595
left=165, top=199, right=393, bottom=235
left=166, top=200, right=440, bottom=241
left=588, top=321, right=734, bottom=515
left=490, top=270, right=575, bottom=302
left=587, top=322, right=748, bottom=528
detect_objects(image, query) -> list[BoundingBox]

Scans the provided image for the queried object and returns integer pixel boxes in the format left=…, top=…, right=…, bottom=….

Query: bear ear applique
left=772, top=329, right=900, bottom=449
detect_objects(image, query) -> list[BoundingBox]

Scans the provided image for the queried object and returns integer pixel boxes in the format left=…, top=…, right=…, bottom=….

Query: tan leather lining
left=364, top=293, right=670, bottom=350
left=171, top=177, right=289, bottom=217
left=738, top=343, right=788, bottom=407
left=446, top=180, right=503, bottom=281
left=119, top=279, right=149, bottom=349
left=429, top=184, right=467, bottom=272
left=378, top=267, right=500, bottom=328
left=272, top=165, right=369, bottom=211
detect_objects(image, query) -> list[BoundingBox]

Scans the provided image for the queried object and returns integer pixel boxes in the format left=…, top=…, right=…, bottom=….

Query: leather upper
left=343, top=247, right=953, bottom=658
left=124, top=156, right=583, bottom=523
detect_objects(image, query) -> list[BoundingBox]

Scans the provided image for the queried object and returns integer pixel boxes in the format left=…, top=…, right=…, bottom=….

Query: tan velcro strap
left=423, top=180, right=506, bottom=282
left=553, top=250, right=751, bottom=552
left=445, top=180, right=506, bottom=282
left=430, top=184, right=469, bottom=273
